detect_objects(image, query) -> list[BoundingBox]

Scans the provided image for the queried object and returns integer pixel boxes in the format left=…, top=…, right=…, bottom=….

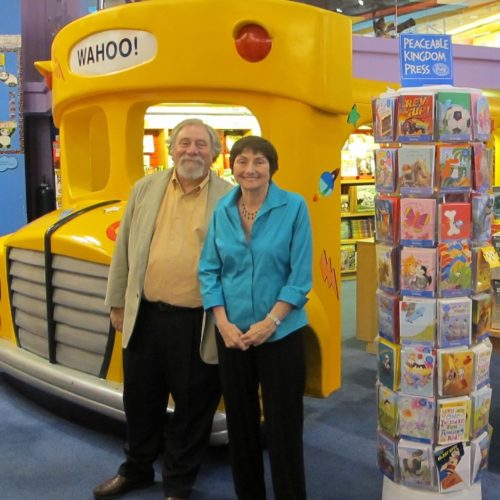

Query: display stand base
left=382, top=476, right=482, bottom=499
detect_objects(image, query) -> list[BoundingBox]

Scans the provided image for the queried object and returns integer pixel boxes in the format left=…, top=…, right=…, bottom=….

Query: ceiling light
left=336, top=8, right=343, bottom=13
left=358, top=0, right=364, bottom=5
left=447, top=13, right=500, bottom=35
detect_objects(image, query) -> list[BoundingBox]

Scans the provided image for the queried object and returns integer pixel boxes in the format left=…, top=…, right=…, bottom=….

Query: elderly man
left=93, top=119, right=233, bottom=500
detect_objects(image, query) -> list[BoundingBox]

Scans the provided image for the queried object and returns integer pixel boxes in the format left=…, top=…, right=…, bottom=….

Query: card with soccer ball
left=437, top=92, right=472, bottom=142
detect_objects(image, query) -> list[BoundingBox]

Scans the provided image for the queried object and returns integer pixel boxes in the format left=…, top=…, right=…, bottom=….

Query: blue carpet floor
left=0, top=279, right=499, bottom=499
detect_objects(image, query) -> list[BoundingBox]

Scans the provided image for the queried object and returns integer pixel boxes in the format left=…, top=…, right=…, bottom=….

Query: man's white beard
left=177, top=157, right=207, bottom=180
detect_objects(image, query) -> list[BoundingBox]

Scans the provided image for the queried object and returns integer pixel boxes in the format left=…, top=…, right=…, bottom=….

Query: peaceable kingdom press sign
left=399, top=33, right=454, bottom=87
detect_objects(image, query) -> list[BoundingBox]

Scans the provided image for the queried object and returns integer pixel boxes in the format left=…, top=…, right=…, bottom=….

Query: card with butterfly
left=400, top=197, right=437, bottom=248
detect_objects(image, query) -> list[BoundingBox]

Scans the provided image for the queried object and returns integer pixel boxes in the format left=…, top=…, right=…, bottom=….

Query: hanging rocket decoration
left=313, top=168, right=340, bottom=202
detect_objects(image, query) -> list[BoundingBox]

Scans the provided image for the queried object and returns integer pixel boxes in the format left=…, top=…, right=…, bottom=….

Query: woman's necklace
left=240, top=201, right=259, bottom=221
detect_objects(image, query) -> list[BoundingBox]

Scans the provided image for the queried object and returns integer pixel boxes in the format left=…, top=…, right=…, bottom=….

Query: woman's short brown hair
left=229, top=136, right=278, bottom=177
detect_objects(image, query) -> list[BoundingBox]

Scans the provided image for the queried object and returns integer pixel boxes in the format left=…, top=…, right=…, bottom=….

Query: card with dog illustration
left=398, top=145, right=435, bottom=196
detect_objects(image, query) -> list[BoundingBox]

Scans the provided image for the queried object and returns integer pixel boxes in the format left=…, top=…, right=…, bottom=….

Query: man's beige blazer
left=105, top=168, right=233, bottom=363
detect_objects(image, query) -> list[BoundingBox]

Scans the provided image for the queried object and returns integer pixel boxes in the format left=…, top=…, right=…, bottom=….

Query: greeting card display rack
left=372, top=85, right=494, bottom=499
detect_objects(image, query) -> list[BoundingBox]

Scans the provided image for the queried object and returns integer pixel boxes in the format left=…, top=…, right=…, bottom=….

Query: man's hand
left=110, top=307, right=125, bottom=331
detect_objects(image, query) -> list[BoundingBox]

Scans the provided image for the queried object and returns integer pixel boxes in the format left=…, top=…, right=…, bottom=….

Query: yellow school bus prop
left=0, top=0, right=353, bottom=426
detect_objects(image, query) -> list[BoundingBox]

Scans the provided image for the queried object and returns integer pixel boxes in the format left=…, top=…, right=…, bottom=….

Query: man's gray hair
left=168, top=118, right=222, bottom=161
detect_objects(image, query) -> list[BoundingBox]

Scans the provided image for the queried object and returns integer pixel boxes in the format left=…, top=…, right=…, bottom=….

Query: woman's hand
left=243, top=317, right=276, bottom=347
left=110, top=307, right=124, bottom=331
left=217, top=320, right=249, bottom=351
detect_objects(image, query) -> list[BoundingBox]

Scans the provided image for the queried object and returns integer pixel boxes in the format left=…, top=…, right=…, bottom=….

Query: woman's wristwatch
left=266, top=312, right=281, bottom=326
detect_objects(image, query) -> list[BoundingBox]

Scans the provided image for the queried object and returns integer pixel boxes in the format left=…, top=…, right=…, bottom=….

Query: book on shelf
left=398, top=439, right=435, bottom=490
left=397, top=94, right=434, bottom=143
left=372, top=96, right=396, bottom=143
left=377, top=429, right=398, bottom=481
left=400, top=197, right=436, bottom=248
left=377, top=337, right=401, bottom=391
left=377, top=382, right=398, bottom=437
left=471, top=293, right=492, bottom=343
left=437, top=241, right=472, bottom=297
left=340, top=194, right=350, bottom=213
left=399, top=297, right=436, bottom=345
left=438, top=201, right=471, bottom=242
left=340, top=244, right=357, bottom=272
left=436, top=91, right=472, bottom=143
left=374, top=148, right=398, bottom=193
left=471, top=193, right=494, bottom=243
left=471, top=426, right=492, bottom=483
left=436, top=144, right=472, bottom=193
left=472, top=142, right=492, bottom=193
left=471, top=93, right=491, bottom=142
left=398, top=393, right=435, bottom=443
left=350, top=217, right=374, bottom=240
left=400, top=345, right=436, bottom=397
left=376, top=244, right=399, bottom=293
left=434, top=441, right=471, bottom=493
left=374, top=195, right=399, bottom=245
left=377, top=289, right=400, bottom=344
left=400, top=246, right=436, bottom=297
left=436, top=297, right=472, bottom=348
left=340, top=219, right=352, bottom=240
left=437, top=347, right=474, bottom=398
left=340, top=149, right=358, bottom=178
left=349, top=184, right=376, bottom=213
left=471, top=338, right=492, bottom=391
left=470, top=385, right=492, bottom=438
left=436, top=395, right=471, bottom=445
left=398, top=145, right=435, bottom=196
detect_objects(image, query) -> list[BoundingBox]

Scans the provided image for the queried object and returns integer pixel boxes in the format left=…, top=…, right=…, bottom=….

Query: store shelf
left=342, top=211, right=374, bottom=218
left=341, top=177, right=375, bottom=185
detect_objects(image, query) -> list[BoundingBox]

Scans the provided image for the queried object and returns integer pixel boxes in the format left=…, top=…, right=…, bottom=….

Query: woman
left=199, top=136, right=312, bottom=500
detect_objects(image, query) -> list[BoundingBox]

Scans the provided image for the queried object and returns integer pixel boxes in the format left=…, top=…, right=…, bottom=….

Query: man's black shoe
left=93, top=474, right=154, bottom=499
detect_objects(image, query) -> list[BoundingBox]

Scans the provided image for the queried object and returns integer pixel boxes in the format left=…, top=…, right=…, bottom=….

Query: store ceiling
left=292, top=0, right=499, bottom=46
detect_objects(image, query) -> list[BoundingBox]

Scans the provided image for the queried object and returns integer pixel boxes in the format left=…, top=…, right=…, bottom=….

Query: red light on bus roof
left=234, top=24, right=272, bottom=62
